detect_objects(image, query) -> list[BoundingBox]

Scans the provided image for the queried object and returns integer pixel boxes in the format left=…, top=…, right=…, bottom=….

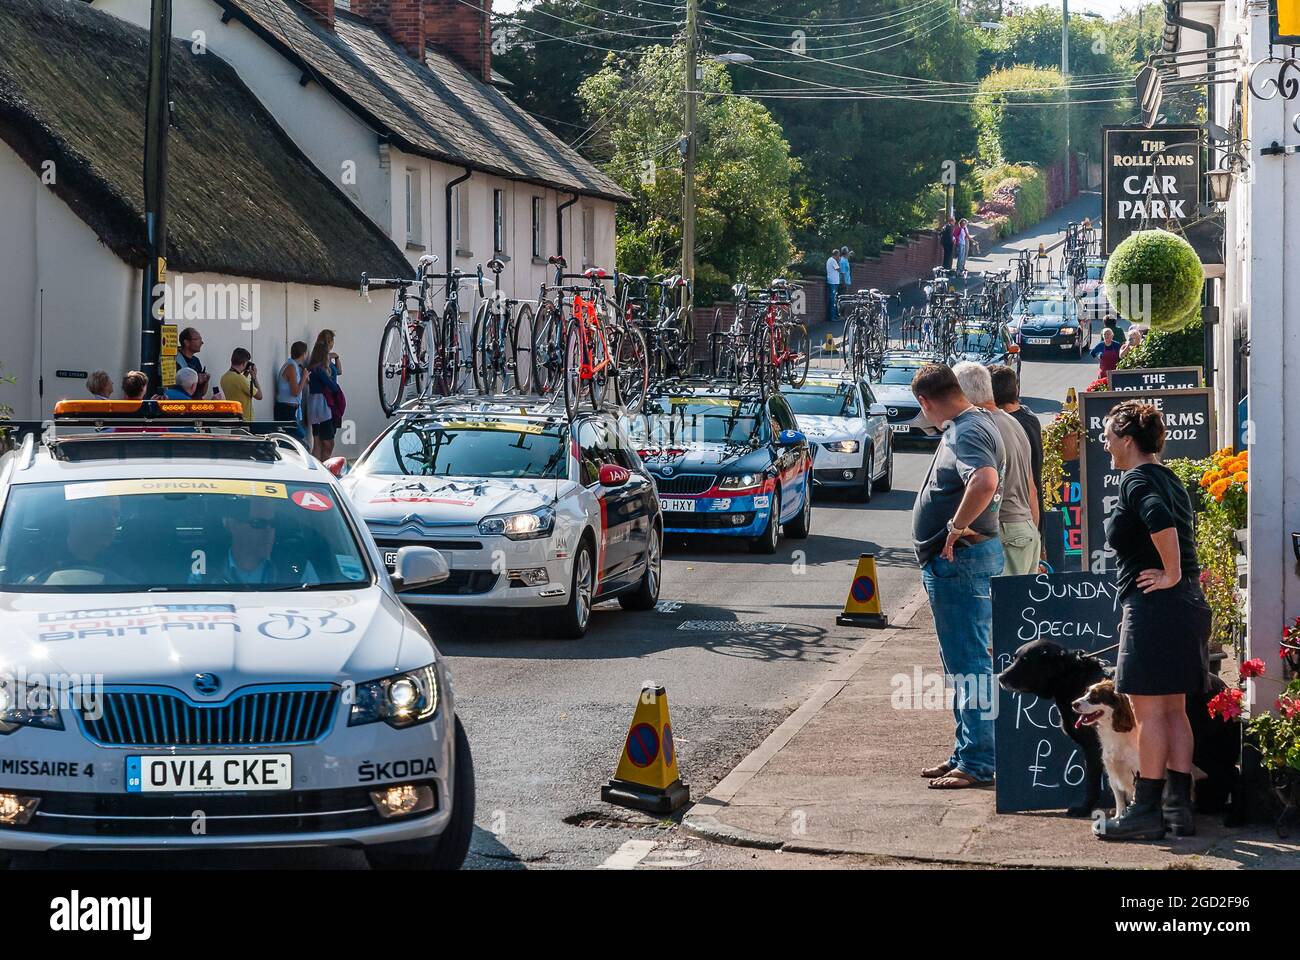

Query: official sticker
left=435, top=420, right=545, bottom=435
left=291, top=490, right=334, bottom=511
left=66, top=479, right=287, bottom=501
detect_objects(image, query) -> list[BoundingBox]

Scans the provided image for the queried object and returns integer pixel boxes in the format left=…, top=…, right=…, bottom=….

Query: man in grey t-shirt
left=910, top=363, right=1005, bottom=790
left=954, top=362, right=1041, bottom=575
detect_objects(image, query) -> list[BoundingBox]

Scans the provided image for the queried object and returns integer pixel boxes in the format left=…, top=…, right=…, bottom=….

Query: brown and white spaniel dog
left=1071, top=680, right=1140, bottom=814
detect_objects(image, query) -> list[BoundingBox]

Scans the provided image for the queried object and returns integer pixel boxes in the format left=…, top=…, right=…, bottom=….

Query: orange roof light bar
left=53, top=399, right=246, bottom=418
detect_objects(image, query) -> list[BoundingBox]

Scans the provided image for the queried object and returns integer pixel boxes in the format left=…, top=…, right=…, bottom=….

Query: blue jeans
left=921, top=536, right=1004, bottom=782
left=827, top=283, right=840, bottom=325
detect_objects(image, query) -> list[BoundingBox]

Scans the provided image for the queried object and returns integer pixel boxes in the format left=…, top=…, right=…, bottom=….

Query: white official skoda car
left=779, top=375, right=893, bottom=501
left=339, top=398, right=662, bottom=638
left=0, top=400, right=472, bottom=869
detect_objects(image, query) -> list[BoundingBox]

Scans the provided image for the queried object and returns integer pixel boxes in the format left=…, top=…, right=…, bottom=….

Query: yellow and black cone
left=824, top=332, right=837, bottom=354
left=836, top=553, right=889, bottom=628
left=602, top=684, right=690, bottom=814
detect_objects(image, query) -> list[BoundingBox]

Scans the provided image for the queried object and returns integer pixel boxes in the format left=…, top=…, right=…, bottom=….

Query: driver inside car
left=190, top=495, right=318, bottom=587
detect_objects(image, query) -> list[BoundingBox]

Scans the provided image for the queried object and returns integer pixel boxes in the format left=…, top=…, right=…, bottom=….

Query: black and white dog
left=998, top=639, right=1240, bottom=820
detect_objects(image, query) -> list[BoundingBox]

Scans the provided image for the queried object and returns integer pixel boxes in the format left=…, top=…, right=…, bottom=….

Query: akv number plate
left=127, top=754, right=293, bottom=793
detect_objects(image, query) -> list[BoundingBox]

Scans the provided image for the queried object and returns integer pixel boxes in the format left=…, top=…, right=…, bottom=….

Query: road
left=16, top=209, right=1102, bottom=872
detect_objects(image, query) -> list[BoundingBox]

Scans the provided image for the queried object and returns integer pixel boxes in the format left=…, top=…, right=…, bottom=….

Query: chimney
left=299, top=0, right=335, bottom=29
left=352, top=0, right=427, bottom=61
left=424, top=0, right=492, bottom=81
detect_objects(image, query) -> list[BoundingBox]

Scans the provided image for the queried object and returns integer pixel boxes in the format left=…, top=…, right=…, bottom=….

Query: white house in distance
left=0, top=0, right=413, bottom=446
left=93, top=0, right=630, bottom=302
left=1160, top=0, right=1296, bottom=710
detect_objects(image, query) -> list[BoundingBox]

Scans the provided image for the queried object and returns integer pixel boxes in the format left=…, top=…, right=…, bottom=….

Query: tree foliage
left=974, top=66, right=1065, bottom=167
left=577, top=45, right=800, bottom=304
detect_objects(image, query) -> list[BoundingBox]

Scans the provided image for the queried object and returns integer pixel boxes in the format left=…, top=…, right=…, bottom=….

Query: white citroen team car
left=779, top=375, right=894, bottom=501
left=0, top=400, right=472, bottom=870
left=338, top=398, right=662, bottom=638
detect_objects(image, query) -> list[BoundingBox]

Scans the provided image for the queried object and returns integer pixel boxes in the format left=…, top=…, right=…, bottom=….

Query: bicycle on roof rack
left=470, top=257, right=527, bottom=396
left=619, top=270, right=695, bottom=386
left=364, top=254, right=468, bottom=417
left=745, top=278, right=809, bottom=392
left=839, top=287, right=893, bottom=382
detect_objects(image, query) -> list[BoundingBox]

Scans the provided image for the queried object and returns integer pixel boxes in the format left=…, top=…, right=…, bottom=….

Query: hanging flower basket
left=1104, top=229, right=1204, bottom=333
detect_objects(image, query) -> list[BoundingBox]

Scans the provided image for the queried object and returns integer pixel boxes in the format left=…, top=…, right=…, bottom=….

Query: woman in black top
left=1094, top=400, right=1211, bottom=843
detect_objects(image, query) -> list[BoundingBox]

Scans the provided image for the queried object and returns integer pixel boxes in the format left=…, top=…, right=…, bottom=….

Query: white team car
left=779, top=375, right=894, bottom=501
left=338, top=399, right=662, bottom=638
left=870, top=352, right=940, bottom=441
left=0, top=400, right=472, bottom=870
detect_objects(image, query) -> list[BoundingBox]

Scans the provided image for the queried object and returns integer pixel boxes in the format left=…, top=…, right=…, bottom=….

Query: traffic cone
left=824, top=332, right=837, bottom=354
left=602, top=684, right=690, bottom=814
left=836, top=553, right=889, bottom=628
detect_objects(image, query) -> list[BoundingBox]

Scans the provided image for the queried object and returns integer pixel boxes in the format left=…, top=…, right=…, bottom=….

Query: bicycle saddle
left=769, top=278, right=789, bottom=289
left=548, top=255, right=567, bottom=267
left=584, top=267, right=608, bottom=279
left=487, top=258, right=506, bottom=273
left=624, top=274, right=651, bottom=284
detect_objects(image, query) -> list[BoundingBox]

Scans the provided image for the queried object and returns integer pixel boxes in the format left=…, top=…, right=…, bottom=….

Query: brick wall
left=424, top=0, right=492, bottom=79
left=300, top=0, right=334, bottom=28
left=353, top=0, right=425, bottom=59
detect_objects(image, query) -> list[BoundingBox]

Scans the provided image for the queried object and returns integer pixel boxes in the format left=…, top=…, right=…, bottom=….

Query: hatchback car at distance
left=779, top=375, right=893, bottom=501
left=0, top=400, right=472, bottom=870
left=340, top=399, right=661, bottom=638
left=1013, top=293, right=1092, bottom=358
left=869, top=352, right=939, bottom=442
left=625, top=383, right=812, bottom=553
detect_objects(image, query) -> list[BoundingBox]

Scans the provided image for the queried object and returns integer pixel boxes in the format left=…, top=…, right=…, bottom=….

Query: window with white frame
left=454, top=184, right=471, bottom=256
left=493, top=188, right=506, bottom=254
left=531, top=196, right=544, bottom=259
left=582, top=206, right=595, bottom=268
left=405, top=168, right=422, bottom=246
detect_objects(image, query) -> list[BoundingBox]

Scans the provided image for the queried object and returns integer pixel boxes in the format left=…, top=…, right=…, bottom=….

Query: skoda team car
left=0, top=400, right=472, bottom=870
left=870, top=352, right=938, bottom=442
left=626, top=384, right=812, bottom=553
left=340, top=399, right=661, bottom=638
left=1013, top=291, right=1092, bottom=358
left=779, top=375, right=894, bottom=501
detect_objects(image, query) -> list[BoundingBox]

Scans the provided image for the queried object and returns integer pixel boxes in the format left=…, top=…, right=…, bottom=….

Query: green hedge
left=1115, top=317, right=1205, bottom=370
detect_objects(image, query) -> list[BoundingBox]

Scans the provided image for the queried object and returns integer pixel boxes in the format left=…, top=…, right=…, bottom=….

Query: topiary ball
left=1103, top=229, right=1203, bottom=332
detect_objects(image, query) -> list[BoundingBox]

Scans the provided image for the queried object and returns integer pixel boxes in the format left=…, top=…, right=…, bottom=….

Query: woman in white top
left=275, top=340, right=309, bottom=441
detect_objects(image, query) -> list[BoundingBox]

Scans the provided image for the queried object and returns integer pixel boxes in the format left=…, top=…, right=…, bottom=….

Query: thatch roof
left=0, top=0, right=411, bottom=287
left=216, top=0, right=631, bottom=203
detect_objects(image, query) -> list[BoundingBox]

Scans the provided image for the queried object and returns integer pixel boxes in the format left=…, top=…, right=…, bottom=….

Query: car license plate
left=1027, top=337, right=1052, bottom=345
left=889, top=423, right=911, bottom=433
left=384, top=550, right=398, bottom=568
left=660, top=498, right=697, bottom=512
left=126, top=754, right=293, bottom=793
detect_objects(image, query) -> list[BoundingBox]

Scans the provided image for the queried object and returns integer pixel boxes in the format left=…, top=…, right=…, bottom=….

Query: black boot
left=1094, top=776, right=1167, bottom=841
left=1163, top=770, right=1196, bottom=837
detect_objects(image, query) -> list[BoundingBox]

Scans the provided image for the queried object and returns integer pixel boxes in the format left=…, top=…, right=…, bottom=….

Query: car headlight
left=0, top=678, right=64, bottom=735
left=349, top=664, right=439, bottom=729
left=478, top=506, right=556, bottom=540
left=719, top=473, right=763, bottom=491
left=822, top=440, right=860, bottom=454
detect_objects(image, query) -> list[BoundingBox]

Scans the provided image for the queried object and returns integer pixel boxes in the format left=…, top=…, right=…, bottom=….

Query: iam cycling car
left=0, top=400, right=472, bottom=870
left=339, top=398, right=661, bottom=638
left=625, top=382, right=812, bottom=553
left=779, top=374, right=893, bottom=501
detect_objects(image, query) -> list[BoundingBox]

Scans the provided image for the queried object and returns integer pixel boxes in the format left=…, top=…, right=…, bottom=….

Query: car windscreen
left=1024, top=299, right=1072, bottom=318
left=362, top=419, right=568, bottom=479
left=629, top=397, right=763, bottom=446
left=781, top=383, right=859, bottom=417
left=877, top=366, right=918, bottom=386
left=0, top=479, right=370, bottom=593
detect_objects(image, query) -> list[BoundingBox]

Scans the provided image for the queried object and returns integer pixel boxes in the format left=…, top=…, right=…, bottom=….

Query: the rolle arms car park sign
left=1103, top=126, right=1202, bottom=255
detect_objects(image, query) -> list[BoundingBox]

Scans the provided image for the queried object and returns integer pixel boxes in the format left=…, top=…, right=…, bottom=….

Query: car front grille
left=652, top=473, right=716, bottom=495
left=885, top=405, right=919, bottom=423
left=15, top=783, right=439, bottom=837
left=662, top=511, right=755, bottom=530
left=373, top=536, right=483, bottom=552
left=80, top=687, right=338, bottom=747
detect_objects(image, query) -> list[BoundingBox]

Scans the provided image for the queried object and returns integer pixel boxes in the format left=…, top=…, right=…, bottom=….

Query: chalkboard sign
left=1107, top=366, right=1202, bottom=392
left=993, top=572, right=1122, bottom=813
left=1080, top=388, right=1215, bottom=574
left=1054, top=458, right=1083, bottom=569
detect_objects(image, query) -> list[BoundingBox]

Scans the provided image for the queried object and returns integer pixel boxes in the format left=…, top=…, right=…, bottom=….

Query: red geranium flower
left=1240, top=658, right=1267, bottom=678
left=1207, top=687, right=1243, bottom=721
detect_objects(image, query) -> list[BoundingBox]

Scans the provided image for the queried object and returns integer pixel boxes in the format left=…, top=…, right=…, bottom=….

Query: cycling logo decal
left=257, top=608, right=356, bottom=640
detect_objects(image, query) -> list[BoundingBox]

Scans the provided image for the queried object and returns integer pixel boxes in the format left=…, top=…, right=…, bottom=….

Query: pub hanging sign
left=1102, top=125, right=1202, bottom=255
left=1272, top=0, right=1300, bottom=44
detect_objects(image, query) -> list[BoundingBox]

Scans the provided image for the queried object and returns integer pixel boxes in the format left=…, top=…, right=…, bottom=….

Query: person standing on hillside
left=940, top=217, right=955, bottom=272
left=826, top=249, right=842, bottom=325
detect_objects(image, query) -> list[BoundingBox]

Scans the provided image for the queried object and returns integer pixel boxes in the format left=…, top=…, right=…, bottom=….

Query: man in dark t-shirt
left=990, top=366, right=1043, bottom=520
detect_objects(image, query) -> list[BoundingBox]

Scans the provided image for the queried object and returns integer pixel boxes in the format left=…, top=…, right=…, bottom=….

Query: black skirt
left=1115, top=577, right=1212, bottom=696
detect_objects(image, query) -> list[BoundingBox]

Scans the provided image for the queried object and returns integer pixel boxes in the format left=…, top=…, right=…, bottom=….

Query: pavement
left=682, top=595, right=1300, bottom=868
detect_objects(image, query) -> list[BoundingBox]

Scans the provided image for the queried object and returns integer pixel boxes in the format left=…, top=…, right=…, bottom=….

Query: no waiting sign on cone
left=602, top=683, right=690, bottom=814
left=836, top=554, right=889, bottom=628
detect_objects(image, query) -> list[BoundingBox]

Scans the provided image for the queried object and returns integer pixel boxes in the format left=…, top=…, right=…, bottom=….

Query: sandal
left=928, top=769, right=988, bottom=790
left=921, top=762, right=955, bottom=779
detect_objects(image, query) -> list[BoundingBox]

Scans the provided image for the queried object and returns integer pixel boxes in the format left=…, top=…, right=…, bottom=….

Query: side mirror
left=777, top=429, right=806, bottom=448
left=324, top=456, right=349, bottom=478
left=868, top=402, right=888, bottom=417
left=599, top=463, right=631, bottom=487
left=390, top=546, right=449, bottom=593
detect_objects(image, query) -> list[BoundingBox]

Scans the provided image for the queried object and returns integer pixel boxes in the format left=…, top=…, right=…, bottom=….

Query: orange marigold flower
left=1200, top=471, right=1219, bottom=487
left=1232, top=471, right=1249, bottom=484
left=1209, top=478, right=1231, bottom=501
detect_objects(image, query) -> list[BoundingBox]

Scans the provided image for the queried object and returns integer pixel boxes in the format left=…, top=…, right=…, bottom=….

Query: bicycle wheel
left=512, top=302, right=536, bottom=394
left=672, top=308, right=694, bottom=375
left=377, top=314, right=408, bottom=417
left=470, top=299, right=491, bottom=394
left=709, top=309, right=726, bottom=378
left=749, top=322, right=776, bottom=392
left=846, top=316, right=867, bottom=380
left=613, top=325, right=648, bottom=414
left=409, top=314, right=430, bottom=402
left=783, top=321, right=810, bottom=389
left=436, top=303, right=465, bottom=396
left=532, top=301, right=566, bottom=396
left=562, top=320, right=588, bottom=420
